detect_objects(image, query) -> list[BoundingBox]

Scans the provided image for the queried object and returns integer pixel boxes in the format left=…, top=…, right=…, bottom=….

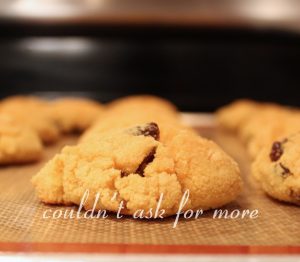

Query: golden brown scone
left=80, top=112, right=185, bottom=143
left=0, top=113, right=43, bottom=164
left=252, top=133, right=300, bottom=206
left=217, top=99, right=300, bottom=159
left=48, top=97, right=104, bottom=133
left=238, top=106, right=287, bottom=143
left=107, top=95, right=180, bottom=125
left=0, top=96, right=60, bottom=144
left=80, top=95, right=185, bottom=143
left=238, top=107, right=300, bottom=158
left=108, top=95, right=178, bottom=113
left=32, top=123, right=242, bottom=217
left=216, top=99, right=261, bottom=131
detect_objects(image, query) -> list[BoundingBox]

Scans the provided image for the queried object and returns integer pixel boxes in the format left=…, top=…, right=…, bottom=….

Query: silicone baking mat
left=0, top=116, right=299, bottom=254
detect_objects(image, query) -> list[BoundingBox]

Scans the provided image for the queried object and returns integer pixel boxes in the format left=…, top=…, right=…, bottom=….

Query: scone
left=32, top=122, right=242, bottom=217
left=238, top=106, right=300, bottom=158
left=48, top=97, right=104, bottom=133
left=216, top=99, right=260, bottom=131
left=0, top=113, right=43, bottom=164
left=245, top=111, right=300, bottom=158
left=252, top=133, right=300, bottom=205
left=217, top=99, right=300, bottom=159
left=80, top=95, right=184, bottom=143
left=0, top=96, right=60, bottom=144
left=107, top=95, right=178, bottom=114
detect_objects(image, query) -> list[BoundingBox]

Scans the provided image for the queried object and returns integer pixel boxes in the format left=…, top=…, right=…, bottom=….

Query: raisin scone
left=0, top=113, right=43, bottom=164
left=216, top=99, right=261, bottom=131
left=245, top=112, right=300, bottom=159
left=107, top=95, right=178, bottom=114
left=0, top=96, right=60, bottom=144
left=217, top=99, right=300, bottom=159
left=80, top=95, right=184, bottom=143
left=252, top=133, right=300, bottom=205
left=48, top=97, right=104, bottom=134
left=237, top=107, right=291, bottom=157
left=216, top=99, right=286, bottom=133
left=32, top=123, right=242, bottom=217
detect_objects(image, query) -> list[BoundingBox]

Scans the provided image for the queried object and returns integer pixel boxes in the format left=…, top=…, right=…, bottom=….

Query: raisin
left=135, top=148, right=156, bottom=177
left=128, top=122, right=160, bottom=141
left=270, top=141, right=283, bottom=162
left=121, top=123, right=159, bottom=178
left=279, top=163, right=291, bottom=178
left=120, top=148, right=157, bottom=178
left=120, top=171, right=129, bottom=178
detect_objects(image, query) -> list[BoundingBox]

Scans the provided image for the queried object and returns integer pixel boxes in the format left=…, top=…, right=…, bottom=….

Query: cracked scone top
left=252, top=133, right=300, bottom=205
left=32, top=123, right=242, bottom=217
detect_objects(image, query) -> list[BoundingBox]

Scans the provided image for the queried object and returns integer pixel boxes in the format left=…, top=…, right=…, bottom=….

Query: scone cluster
left=0, top=96, right=104, bottom=164
left=217, top=100, right=300, bottom=206
left=32, top=95, right=242, bottom=217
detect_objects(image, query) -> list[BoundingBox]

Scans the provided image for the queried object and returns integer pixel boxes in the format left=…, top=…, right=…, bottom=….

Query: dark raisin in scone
left=252, top=133, right=300, bottom=205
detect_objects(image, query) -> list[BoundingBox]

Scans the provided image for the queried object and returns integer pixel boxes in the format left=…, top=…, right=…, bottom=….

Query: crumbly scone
left=80, top=95, right=185, bottom=143
left=0, top=96, right=60, bottom=144
left=32, top=123, right=242, bottom=217
left=216, top=99, right=261, bottom=131
left=106, top=95, right=180, bottom=126
left=238, top=106, right=289, bottom=143
left=107, top=95, right=178, bottom=113
left=217, top=99, right=300, bottom=159
left=0, top=113, right=43, bottom=164
left=245, top=112, right=300, bottom=158
left=80, top=111, right=185, bottom=143
left=48, top=97, right=104, bottom=133
left=237, top=106, right=300, bottom=158
left=252, top=133, right=300, bottom=205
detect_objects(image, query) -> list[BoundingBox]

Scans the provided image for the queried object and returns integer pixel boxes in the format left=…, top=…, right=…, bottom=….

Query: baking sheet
left=0, top=114, right=299, bottom=252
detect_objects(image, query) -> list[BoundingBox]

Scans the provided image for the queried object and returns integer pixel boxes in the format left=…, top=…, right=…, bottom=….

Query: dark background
left=1, top=23, right=300, bottom=111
